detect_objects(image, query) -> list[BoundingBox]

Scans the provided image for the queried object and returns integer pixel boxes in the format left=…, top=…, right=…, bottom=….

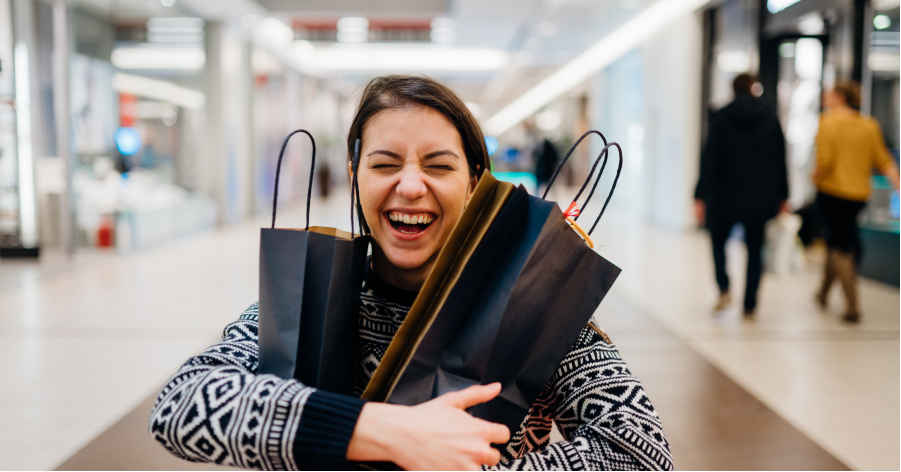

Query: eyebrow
left=366, top=149, right=460, bottom=160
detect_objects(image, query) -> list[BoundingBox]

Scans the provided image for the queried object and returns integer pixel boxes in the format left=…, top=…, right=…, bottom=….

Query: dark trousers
left=816, top=192, right=866, bottom=255
left=709, top=217, right=767, bottom=311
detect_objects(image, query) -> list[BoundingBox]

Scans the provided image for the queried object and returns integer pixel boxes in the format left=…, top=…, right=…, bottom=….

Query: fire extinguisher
left=97, top=214, right=114, bottom=248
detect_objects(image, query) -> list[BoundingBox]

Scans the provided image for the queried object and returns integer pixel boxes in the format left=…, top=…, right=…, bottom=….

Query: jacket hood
left=719, top=96, right=775, bottom=125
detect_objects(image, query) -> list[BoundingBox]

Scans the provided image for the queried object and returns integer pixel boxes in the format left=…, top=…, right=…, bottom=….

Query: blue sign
left=114, top=127, right=142, bottom=156
left=484, top=136, right=499, bottom=156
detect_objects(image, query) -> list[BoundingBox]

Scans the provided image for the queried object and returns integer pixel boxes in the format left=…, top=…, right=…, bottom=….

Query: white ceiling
left=69, top=0, right=650, bottom=115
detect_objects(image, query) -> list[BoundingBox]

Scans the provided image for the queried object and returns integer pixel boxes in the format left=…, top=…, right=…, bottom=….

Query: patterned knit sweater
left=149, top=269, right=673, bottom=470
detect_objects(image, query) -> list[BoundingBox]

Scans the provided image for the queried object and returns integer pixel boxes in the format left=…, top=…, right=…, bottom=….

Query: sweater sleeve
left=869, top=118, right=896, bottom=174
left=148, top=302, right=366, bottom=470
left=814, top=117, right=835, bottom=184
left=486, top=324, right=674, bottom=471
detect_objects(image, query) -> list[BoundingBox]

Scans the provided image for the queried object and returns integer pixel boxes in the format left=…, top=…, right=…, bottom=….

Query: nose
left=395, top=166, right=428, bottom=201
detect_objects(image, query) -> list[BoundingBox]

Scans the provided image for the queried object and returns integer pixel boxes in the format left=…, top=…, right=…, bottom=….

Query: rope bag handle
left=542, top=130, right=623, bottom=246
left=270, top=129, right=315, bottom=230
left=350, top=138, right=368, bottom=236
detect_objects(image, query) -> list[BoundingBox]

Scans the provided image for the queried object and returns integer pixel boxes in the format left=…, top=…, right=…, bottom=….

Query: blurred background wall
left=0, top=0, right=896, bottom=276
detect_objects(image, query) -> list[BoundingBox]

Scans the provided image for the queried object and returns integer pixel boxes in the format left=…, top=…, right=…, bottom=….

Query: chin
left=384, top=248, right=433, bottom=271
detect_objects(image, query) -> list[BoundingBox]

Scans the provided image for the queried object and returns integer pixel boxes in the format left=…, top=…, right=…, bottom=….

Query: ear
left=468, top=165, right=480, bottom=194
left=347, top=161, right=353, bottom=180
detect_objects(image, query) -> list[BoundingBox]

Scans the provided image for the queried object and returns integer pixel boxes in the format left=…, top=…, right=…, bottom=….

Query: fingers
left=486, top=422, right=510, bottom=445
left=483, top=447, right=502, bottom=467
left=441, top=383, right=502, bottom=409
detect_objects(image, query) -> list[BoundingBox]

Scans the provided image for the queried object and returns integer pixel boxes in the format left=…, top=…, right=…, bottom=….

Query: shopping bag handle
left=542, top=130, right=623, bottom=235
left=584, top=142, right=623, bottom=235
left=270, top=129, right=315, bottom=230
left=541, top=130, right=608, bottom=200
left=350, top=138, right=368, bottom=236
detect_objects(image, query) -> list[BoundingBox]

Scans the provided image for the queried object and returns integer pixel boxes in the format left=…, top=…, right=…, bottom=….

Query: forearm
left=150, top=305, right=366, bottom=470
left=150, top=364, right=315, bottom=470
left=883, top=162, right=901, bottom=191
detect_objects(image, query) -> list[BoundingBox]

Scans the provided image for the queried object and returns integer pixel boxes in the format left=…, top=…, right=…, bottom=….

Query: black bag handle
left=350, top=138, right=368, bottom=236
left=541, top=130, right=623, bottom=235
left=271, top=129, right=315, bottom=230
left=585, top=142, right=623, bottom=235
left=541, top=130, right=608, bottom=200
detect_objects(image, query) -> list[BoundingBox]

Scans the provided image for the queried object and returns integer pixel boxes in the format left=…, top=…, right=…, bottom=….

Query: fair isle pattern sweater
left=149, top=272, right=673, bottom=470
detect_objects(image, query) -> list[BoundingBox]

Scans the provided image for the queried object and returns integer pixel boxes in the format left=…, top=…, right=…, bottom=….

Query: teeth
left=388, top=211, right=434, bottom=225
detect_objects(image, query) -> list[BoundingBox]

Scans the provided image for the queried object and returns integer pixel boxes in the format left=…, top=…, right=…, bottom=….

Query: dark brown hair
left=832, top=80, right=861, bottom=110
left=347, top=75, right=489, bottom=178
left=732, top=73, right=756, bottom=97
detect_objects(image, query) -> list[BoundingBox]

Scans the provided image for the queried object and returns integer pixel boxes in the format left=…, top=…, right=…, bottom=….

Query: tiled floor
left=0, top=190, right=897, bottom=470
left=589, top=209, right=899, bottom=471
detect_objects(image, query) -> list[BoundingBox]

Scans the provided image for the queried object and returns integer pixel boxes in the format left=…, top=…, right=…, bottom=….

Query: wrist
left=347, top=402, right=403, bottom=462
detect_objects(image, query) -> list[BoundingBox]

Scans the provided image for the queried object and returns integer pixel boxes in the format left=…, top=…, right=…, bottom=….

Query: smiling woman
left=347, top=76, right=486, bottom=289
left=148, top=74, right=672, bottom=471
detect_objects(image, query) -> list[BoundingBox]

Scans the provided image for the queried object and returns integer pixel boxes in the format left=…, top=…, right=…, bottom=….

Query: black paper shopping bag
left=258, top=130, right=369, bottom=396
left=363, top=131, right=624, bottom=440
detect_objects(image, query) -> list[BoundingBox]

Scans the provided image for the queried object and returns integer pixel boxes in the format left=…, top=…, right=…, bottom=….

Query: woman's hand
left=347, top=383, right=511, bottom=470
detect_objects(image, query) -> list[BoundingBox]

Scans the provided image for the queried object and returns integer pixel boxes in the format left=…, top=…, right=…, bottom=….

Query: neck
left=829, top=104, right=856, bottom=114
left=370, top=247, right=433, bottom=292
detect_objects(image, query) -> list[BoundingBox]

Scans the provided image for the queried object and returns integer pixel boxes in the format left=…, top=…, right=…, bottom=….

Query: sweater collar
left=363, top=258, right=420, bottom=307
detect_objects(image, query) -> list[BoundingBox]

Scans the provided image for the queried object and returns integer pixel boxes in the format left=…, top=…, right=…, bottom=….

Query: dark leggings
left=816, top=192, right=866, bottom=254
left=709, top=217, right=767, bottom=311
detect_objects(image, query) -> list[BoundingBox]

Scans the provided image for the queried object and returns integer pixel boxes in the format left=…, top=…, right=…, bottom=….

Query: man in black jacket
left=694, top=73, right=788, bottom=316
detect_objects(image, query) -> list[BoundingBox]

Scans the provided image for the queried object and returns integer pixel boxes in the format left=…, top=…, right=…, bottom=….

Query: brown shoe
left=842, top=312, right=860, bottom=323
left=714, top=292, right=732, bottom=311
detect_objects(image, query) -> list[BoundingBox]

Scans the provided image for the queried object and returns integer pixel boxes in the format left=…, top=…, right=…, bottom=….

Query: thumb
left=440, top=383, right=502, bottom=410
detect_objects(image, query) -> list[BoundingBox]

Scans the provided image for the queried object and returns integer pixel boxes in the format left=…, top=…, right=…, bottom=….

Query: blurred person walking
left=813, top=81, right=900, bottom=323
left=695, top=73, right=788, bottom=316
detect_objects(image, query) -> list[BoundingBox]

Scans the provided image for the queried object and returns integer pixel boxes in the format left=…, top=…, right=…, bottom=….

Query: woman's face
left=356, top=106, right=476, bottom=273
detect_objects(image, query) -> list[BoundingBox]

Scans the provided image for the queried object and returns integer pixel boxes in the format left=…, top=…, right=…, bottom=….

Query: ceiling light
left=111, top=73, right=206, bottom=109
left=873, top=15, right=891, bottom=29
left=161, top=0, right=176, bottom=6
left=111, top=46, right=205, bottom=70
left=767, top=0, right=802, bottom=13
left=485, top=0, right=712, bottom=135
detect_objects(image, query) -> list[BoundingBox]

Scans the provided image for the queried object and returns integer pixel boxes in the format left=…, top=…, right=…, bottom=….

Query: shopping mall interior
left=0, top=0, right=898, bottom=470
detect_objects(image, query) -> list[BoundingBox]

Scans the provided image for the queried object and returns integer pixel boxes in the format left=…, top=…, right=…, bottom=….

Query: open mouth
left=387, top=211, right=435, bottom=235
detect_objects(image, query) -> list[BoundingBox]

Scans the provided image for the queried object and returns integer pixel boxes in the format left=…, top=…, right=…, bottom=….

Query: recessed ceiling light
left=873, top=15, right=891, bottom=29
